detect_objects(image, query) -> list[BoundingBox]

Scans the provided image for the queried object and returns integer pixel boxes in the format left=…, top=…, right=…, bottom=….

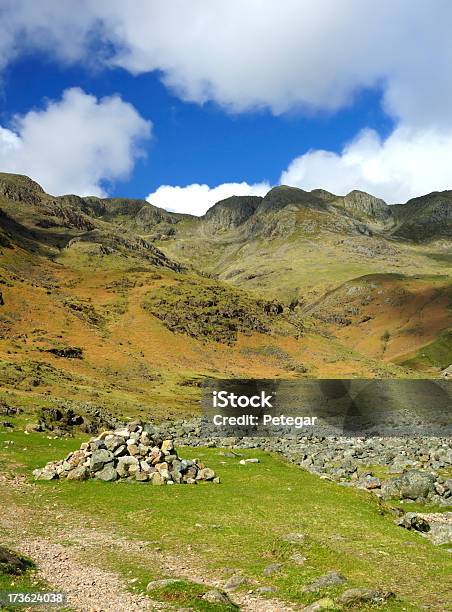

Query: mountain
left=0, top=172, right=450, bottom=419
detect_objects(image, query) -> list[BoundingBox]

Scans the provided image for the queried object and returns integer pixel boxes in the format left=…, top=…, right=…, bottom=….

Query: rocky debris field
left=155, top=417, right=452, bottom=501
left=33, top=420, right=219, bottom=485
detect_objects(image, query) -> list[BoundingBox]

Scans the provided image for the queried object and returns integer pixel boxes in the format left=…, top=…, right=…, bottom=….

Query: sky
left=0, top=1, right=452, bottom=215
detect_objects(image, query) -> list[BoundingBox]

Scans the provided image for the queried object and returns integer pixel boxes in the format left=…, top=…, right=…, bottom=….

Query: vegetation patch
left=399, top=329, right=452, bottom=371
left=142, top=275, right=299, bottom=344
left=0, top=547, right=34, bottom=576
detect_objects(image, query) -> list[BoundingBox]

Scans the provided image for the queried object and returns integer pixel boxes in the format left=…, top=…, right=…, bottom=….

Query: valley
left=0, top=173, right=450, bottom=419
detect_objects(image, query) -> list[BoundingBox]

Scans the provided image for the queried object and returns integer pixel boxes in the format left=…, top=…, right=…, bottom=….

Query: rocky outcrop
left=33, top=421, right=219, bottom=485
left=257, top=186, right=324, bottom=214
left=0, top=173, right=44, bottom=205
left=142, top=275, right=299, bottom=344
left=338, top=190, right=392, bottom=222
left=202, top=195, right=262, bottom=232
left=391, top=190, right=452, bottom=239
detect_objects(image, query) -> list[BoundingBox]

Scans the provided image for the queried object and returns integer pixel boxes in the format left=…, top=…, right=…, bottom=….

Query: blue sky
left=1, top=54, right=393, bottom=200
left=0, top=2, right=451, bottom=214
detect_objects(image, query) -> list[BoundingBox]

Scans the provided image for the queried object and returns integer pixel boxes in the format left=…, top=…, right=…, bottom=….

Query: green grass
left=399, top=329, right=452, bottom=371
left=0, top=550, right=54, bottom=612
left=1, top=431, right=451, bottom=610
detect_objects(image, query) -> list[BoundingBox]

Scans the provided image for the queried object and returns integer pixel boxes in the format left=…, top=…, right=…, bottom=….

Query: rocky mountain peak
left=257, top=185, right=315, bottom=214
left=0, top=172, right=45, bottom=205
left=310, top=188, right=337, bottom=201
left=340, top=190, right=391, bottom=221
left=202, top=195, right=262, bottom=231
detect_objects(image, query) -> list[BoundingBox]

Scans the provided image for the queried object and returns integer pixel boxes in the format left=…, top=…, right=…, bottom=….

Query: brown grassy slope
left=0, top=236, right=418, bottom=421
left=156, top=209, right=451, bottom=373
left=305, top=273, right=452, bottom=368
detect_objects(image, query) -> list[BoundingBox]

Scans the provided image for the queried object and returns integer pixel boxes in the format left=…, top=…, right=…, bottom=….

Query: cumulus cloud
left=0, top=87, right=151, bottom=196
left=280, top=125, right=452, bottom=203
left=1, top=1, right=452, bottom=127
left=147, top=181, right=270, bottom=216
left=2, top=2, right=452, bottom=203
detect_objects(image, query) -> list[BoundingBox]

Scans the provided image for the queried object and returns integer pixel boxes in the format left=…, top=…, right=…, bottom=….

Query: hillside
left=0, top=172, right=451, bottom=423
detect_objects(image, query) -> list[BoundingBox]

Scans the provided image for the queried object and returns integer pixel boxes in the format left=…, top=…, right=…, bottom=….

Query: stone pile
left=33, top=421, right=219, bottom=485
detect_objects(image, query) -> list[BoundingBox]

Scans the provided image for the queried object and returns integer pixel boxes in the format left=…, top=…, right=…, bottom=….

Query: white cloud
left=3, top=3, right=452, bottom=203
left=280, top=125, right=452, bottom=203
left=147, top=182, right=270, bottom=216
left=1, top=1, right=452, bottom=128
left=0, top=87, right=151, bottom=196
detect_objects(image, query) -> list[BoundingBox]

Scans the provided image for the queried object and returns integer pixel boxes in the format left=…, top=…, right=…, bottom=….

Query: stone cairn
left=33, top=421, right=219, bottom=485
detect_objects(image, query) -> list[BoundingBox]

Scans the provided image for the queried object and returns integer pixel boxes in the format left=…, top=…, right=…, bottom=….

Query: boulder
left=397, top=512, right=430, bottom=532
left=196, top=468, right=216, bottom=481
left=263, top=563, right=283, bottom=577
left=336, top=588, right=394, bottom=606
left=382, top=470, right=435, bottom=500
left=33, top=467, right=58, bottom=480
left=304, top=571, right=346, bottom=592
left=202, top=589, right=237, bottom=606
left=95, top=463, right=118, bottom=482
left=117, top=456, right=139, bottom=478
left=66, top=465, right=89, bottom=481
left=150, top=472, right=165, bottom=485
left=90, top=449, right=113, bottom=472
left=224, top=574, right=247, bottom=591
left=104, top=434, right=125, bottom=452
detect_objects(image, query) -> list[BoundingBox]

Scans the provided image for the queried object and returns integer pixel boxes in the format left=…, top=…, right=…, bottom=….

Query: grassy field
left=0, top=430, right=451, bottom=611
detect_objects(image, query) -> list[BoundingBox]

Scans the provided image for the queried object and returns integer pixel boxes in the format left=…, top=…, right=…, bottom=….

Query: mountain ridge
left=1, top=172, right=452, bottom=242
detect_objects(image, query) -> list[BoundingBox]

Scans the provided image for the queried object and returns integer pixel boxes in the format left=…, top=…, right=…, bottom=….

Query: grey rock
left=105, top=435, right=125, bottom=452
left=89, top=439, right=106, bottom=451
left=425, top=524, right=452, bottom=545
left=116, top=455, right=139, bottom=478
left=224, top=574, right=247, bottom=591
left=95, top=463, right=117, bottom=481
left=281, top=532, right=306, bottom=544
left=290, top=553, right=307, bottom=565
left=201, top=589, right=237, bottom=606
left=90, top=449, right=113, bottom=472
left=397, top=512, right=430, bottom=532
left=33, top=467, right=58, bottom=481
left=66, top=465, right=89, bottom=481
left=336, top=588, right=394, bottom=606
left=256, top=586, right=277, bottom=594
left=263, top=563, right=283, bottom=577
left=196, top=468, right=216, bottom=481
left=150, top=472, right=165, bottom=485
left=303, top=571, right=346, bottom=592
left=383, top=470, right=435, bottom=500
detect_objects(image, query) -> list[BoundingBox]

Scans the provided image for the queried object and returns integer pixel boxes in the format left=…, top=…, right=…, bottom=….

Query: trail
left=0, top=475, right=300, bottom=612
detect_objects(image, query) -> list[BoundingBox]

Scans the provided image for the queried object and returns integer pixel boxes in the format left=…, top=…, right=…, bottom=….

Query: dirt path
left=0, top=477, right=300, bottom=612
left=17, top=539, right=157, bottom=612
